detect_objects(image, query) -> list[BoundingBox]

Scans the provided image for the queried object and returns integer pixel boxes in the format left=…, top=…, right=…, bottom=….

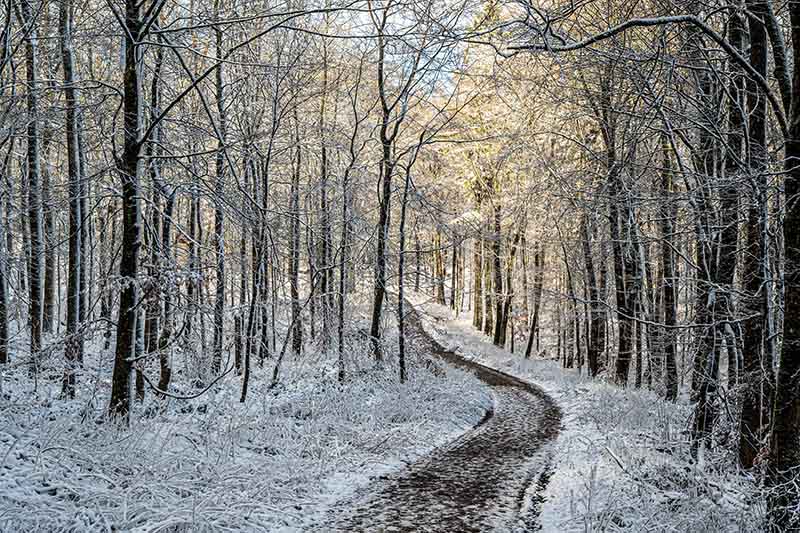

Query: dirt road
left=325, top=309, right=562, bottom=532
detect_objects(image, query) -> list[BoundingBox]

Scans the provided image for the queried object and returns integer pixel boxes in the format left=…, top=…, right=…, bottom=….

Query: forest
left=1, top=0, right=800, bottom=531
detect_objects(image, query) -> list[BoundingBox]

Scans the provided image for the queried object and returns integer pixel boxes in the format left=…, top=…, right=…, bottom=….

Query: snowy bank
left=410, top=293, right=763, bottom=533
left=0, top=323, right=490, bottom=532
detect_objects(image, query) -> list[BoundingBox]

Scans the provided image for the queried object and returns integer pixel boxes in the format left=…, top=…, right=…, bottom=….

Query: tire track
left=325, top=308, right=562, bottom=532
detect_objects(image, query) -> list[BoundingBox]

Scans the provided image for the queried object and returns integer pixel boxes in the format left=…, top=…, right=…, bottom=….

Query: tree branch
left=510, top=14, right=788, bottom=136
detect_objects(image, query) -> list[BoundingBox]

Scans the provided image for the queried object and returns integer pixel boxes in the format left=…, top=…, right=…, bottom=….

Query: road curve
left=325, top=308, right=562, bottom=532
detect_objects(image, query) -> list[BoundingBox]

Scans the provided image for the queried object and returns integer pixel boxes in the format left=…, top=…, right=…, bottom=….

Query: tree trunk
left=769, top=113, right=800, bottom=527
left=739, top=0, right=772, bottom=470
left=41, top=148, right=54, bottom=335
left=109, top=0, right=144, bottom=418
left=289, top=110, right=302, bottom=356
left=60, top=0, right=81, bottom=397
left=483, top=233, right=493, bottom=337
left=609, top=166, right=634, bottom=386
left=524, top=243, right=545, bottom=358
left=473, top=231, right=483, bottom=329
left=397, top=163, right=415, bottom=383
left=768, top=1, right=800, bottom=519
left=450, top=240, right=458, bottom=310
left=582, top=215, right=601, bottom=377
left=491, top=205, right=504, bottom=346
left=18, top=0, right=44, bottom=377
left=77, top=111, right=88, bottom=363
left=414, top=223, right=421, bottom=292
left=435, top=231, right=446, bottom=304
left=319, top=40, right=332, bottom=353
left=134, top=307, right=145, bottom=402
left=0, top=143, right=10, bottom=365
left=157, top=190, right=176, bottom=393
left=661, top=135, right=679, bottom=401
left=368, top=26, right=396, bottom=361
left=498, top=223, right=523, bottom=348
left=212, top=17, right=226, bottom=375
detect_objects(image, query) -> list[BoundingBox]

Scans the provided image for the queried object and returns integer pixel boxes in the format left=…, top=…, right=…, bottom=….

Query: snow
left=1, top=288, right=766, bottom=532
left=409, top=292, right=764, bottom=533
left=0, top=315, right=491, bottom=532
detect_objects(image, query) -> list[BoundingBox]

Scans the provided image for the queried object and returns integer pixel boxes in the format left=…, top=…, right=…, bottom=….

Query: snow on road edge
left=409, top=293, right=761, bottom=532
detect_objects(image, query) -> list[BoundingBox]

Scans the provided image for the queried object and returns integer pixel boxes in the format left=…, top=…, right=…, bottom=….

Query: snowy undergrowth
left=0, top=318, right=490, bottom=532
left=410, top=293, right=764, bottom=533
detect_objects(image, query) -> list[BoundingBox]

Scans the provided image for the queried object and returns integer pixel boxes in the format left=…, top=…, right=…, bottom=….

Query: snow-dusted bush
left=0, top=326, right=490, bottom=532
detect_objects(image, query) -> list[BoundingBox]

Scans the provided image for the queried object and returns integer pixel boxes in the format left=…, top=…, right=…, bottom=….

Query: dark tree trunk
left=491, top=205, right=504, bottom=346
left=212, top=19, right=226, bottom=375
left=435, top=231, right=446, bottom=305
left=338, top=171, right=349, bottom=382
left=397, top=163, right=414, bottom=383
left=145, top=40, right=164, bottom=390
left=562, top=242, right=578, bottom=369
left=134, top=307, right=145, bottom=402
left=414, top=223, right=421, bottom=292
left=524, top=243, right=545, bottom=358
left=144, top=187, right=160, bottom=365
left=522, top=238, right=530, bottom=319
left=768, top=3, right=800, bottom=522
left=41, top=152, right=54, bottom=335
left=19, top=0, right=44, bottom=377
left=307, top=203, right=316, bottom=342
left=101, top=200, right=115, bottom=351
left=718, top=11, right=745, bottom=391
left=109, top=0, right=145, bottom=418
left=368, top=27, right=398, bottom=360
left=60, top=0, right=81, bottom=397
left=661, top=136, right=679, bottom=401
left=473, top=230, right=483, bottom=330
left=0, top=142, right=10, bottom=365
left=77, top=112, right=88, bottom=363
left=740, top=0, right=772, bottom=470
left=609, top=166, right=634, bottom=386
left=290, top=111, right=302, bottom=356
left=770, top=125, right=800, bottom=524
left=483, top=232, right=493, bottom=337
left=319, top=44, right=332, bottom=353
left=450, top=240, right=458, bottom=310
left=157, top=190, right=176, bottom=393
left=583, top=215, right=601, bottom=377
left=498, top=224, right=523, bottom=348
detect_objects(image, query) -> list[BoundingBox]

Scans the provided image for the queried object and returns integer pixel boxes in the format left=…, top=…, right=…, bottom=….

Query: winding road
left=325, top=309, right=562, bottom=532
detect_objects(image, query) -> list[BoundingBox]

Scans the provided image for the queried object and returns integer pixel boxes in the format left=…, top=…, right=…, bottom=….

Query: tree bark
left=491, top=205, right=504, bottom=346
left=473, top=230, right=483, bottom=330
left=739, top=0, right=772, bottom=469
left=609, top=160, right=634, bottom=386
left=289, top=110, right=302, bottom=356
left=434, top=231, right=446, bottom=305
left=524, top=243, right=545, bottom=358
left=60, top=0, right=81, bottom=397
left=212, top=14, right=226, bottom=375
left=498, top=223, right=523, bottom=347
left=18, top=0, right=44, bottom=377
left=768, top=2, right=800, bottom=521
left=109, top=0, right=145, bottom=418
left=661, top=135, right=679, bottom=401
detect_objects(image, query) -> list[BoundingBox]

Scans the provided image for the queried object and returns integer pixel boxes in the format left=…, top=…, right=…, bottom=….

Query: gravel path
left=325, top=309, right=562, bottom=532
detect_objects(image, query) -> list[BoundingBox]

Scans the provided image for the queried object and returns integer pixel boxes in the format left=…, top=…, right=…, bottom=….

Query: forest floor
left=0, top=293, right=766, bottom=532
left=409, top=293, right=764, bottom=532
left=0, top=299, right=491, bottom=532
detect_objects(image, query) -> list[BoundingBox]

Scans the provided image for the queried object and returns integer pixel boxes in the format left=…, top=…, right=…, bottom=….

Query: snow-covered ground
left=410, top=293, right=764, bottom=532
left=0, top=315, right=490, bottom=532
